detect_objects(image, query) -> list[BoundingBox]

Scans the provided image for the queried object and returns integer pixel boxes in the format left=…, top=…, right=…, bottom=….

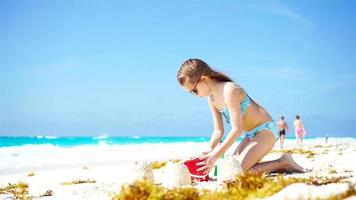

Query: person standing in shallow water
left=294, top=115, right=306, bottom=148
left=278, top=116, right=289, bottom=149
left=177, top=58, right=305, bottom=175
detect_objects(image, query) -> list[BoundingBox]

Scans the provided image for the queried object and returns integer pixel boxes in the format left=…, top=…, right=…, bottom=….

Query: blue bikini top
left=213, top=93, right=251, bottom=124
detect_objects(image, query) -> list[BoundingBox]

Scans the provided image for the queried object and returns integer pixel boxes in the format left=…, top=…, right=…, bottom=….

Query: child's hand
left=196, top=152, right=217, bottom=175
left=200, top=149, right=211, bottom=156
left=194, top=149, right=212, bottom=159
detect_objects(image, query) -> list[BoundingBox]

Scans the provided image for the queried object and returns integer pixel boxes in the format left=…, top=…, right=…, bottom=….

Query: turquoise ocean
left=0, top=135, right=348, bottom=148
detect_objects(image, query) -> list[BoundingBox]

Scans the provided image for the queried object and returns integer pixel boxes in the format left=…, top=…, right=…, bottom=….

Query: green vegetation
left=61, top=179, right=96, bottom=185
left=27, top=172, right=35, bottom=177
left=113, top=173, right=353, bottom=200
left=150, top=159, right=181, bottom=170
left=270, top=148, right=316, bottom=158
left=0, top=182, right=30, bottom=200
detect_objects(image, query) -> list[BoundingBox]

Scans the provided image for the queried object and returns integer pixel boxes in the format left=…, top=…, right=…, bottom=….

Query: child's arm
left=211, top=84, right=244, bottom=159
left=207, top=96, right=224, bottom=151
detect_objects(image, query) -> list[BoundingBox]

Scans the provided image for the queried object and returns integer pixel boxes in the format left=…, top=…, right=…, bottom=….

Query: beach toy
left=213, top=153, right=224, bottom=177
left=183, top=158, right=209, bottom=182
left=132, top=161, right=154, bottom=181
left=162, top=161, right=191, bottom=188
left=216, top=155, right=243, bottom=182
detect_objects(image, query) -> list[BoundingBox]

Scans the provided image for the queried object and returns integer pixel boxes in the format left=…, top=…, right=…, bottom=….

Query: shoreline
left=1, top=136, right=354, bottom=148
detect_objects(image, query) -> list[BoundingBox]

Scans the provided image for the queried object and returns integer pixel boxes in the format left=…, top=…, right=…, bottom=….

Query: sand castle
left=132, top=161, right=154, bottom=181
left=216, top=154, right=244, bottom=182
left=132, top=160, right=191, bottom=188
left=132, top=155, right=245, bottom=188
left=161, top=161, right=191, bottom=188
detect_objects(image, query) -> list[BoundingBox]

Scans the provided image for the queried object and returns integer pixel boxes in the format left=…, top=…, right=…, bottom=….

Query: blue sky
left=1, top=0, right=355, bottom=137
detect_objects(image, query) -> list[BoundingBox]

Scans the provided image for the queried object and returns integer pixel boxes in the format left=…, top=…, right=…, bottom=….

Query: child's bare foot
left=279, top=153, right=305, bottom=173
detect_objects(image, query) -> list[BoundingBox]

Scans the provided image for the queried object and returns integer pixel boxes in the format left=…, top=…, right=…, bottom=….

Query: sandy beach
left=1, top=137, right=355, bottom=199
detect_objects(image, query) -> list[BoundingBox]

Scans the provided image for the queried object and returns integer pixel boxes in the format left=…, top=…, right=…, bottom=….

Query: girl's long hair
left=177, top=58, right=233, bottom=85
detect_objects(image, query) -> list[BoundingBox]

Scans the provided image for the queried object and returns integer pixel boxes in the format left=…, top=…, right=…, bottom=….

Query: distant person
left=278, top=116, right=289, bottom=149
left=293, top=115, right=305, bottom=148
left=177, top=58, right=305, bottom=175
left=325, top=134, right=329, bottom=143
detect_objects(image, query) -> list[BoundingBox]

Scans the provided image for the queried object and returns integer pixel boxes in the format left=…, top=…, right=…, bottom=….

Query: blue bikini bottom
left=245, top=121, right=279, bottom=141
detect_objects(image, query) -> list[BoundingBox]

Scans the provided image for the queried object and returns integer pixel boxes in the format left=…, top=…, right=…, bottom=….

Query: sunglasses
left=189, top=79, right=200, bottom=95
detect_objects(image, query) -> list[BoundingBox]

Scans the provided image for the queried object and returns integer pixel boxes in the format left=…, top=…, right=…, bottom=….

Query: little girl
left=177, top=58, right=305, bottom=175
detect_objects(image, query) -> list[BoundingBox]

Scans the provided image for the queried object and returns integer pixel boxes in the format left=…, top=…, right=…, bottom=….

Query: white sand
left=0, top=137, right=355, bottom=199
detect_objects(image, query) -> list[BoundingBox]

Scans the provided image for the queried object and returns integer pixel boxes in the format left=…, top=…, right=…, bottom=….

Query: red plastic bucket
left=183, top=158, right=209, bottom=182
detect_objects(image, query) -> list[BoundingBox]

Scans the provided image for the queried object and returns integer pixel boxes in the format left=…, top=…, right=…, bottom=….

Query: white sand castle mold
left=160, top=161, right=191, bottom=188
left=132, top=161, right=154, bottom=182
left=216, top=154, right=244, bottom=182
